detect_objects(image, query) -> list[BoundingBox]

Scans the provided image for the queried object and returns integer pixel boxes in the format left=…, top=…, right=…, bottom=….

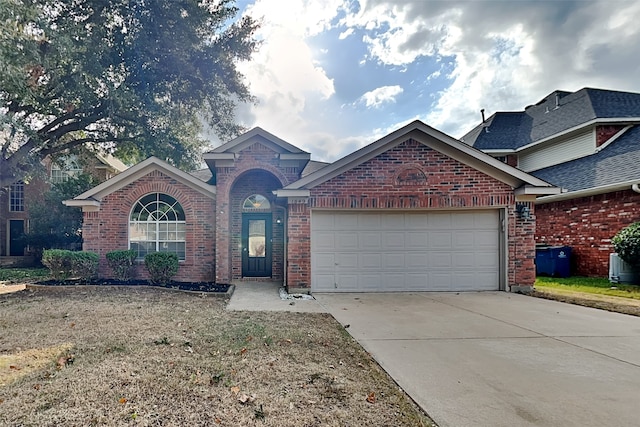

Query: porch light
left=275, top=217, right=283, bottom=225
left=516, top=203, right=531, bottom=220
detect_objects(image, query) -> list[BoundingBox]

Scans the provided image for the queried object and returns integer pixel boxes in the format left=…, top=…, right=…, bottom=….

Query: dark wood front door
left=242, top=214, right=272, bottom=277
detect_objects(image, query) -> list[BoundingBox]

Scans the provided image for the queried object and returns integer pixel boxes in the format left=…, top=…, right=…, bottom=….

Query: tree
left=24, top=172, right=98, bottom=256
left=0, top=0, right=259, bottom=188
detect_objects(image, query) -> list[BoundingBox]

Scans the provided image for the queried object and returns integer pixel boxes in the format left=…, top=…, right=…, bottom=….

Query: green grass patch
left=0, top=267, right=49, bottom=282
left=535, top=276, right=640, bottom=300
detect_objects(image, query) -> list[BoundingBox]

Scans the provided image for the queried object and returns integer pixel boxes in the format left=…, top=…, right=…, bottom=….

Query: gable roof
left=203, top=127, right=310, bottom=172
left=279, top=120, right=559, bottom=198
left=533, top=125, right=640, bottom=202
left=464, top=88, right=640, bottom=151
left=63, top=157, right=215, bottom=209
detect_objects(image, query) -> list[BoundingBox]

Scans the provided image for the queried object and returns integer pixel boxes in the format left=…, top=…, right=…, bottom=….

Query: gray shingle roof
left=463, top=88, right=640, bottom=150
left=530, top=125, right=640, bottom=192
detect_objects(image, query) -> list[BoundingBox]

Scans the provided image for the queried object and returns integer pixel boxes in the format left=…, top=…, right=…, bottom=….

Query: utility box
left=536, top=246, right=572, bottom=278
left=609, top=253, right=640, bottom=284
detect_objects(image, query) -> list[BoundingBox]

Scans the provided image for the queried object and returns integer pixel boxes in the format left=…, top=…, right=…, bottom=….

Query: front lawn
left=0, top=287, right=434, bottom=426
left=535, top=276, right=640, bottom=300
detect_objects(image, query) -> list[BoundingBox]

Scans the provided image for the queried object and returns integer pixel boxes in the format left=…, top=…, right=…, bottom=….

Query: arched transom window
left=129, top=193, right=186, bottom=260
left=242, top=194, right=271, bottom=211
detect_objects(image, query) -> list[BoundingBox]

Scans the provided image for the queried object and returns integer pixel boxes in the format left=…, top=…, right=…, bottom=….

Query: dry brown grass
left=0, top=286, right=434, bottom=426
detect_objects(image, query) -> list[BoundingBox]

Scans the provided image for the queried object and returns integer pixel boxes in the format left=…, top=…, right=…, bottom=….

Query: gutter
left=536, top=179, right=640, bottom=204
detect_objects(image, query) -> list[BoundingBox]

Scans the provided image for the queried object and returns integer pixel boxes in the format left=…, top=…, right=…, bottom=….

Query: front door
left=9, top=220, right=26, bottom=256
left=242, top=214, right=272, bottom=277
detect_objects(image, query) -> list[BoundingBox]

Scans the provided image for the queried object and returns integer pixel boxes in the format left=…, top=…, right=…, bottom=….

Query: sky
left=223, top=0, right=640, bottom=163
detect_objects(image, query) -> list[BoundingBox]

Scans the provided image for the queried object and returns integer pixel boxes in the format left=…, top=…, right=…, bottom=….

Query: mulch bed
left=35, top=278, right=231, bottom=293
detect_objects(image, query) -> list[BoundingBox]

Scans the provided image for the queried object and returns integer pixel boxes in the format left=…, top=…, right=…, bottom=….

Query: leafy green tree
left=24, top=172, right=98, bottom=255
left=0, top=0, right=258, bottom=187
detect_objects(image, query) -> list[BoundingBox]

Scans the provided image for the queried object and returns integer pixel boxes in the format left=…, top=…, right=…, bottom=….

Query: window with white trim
left=51, top=155, right=83, bottom=183
left=9, top=181, right=25, bottom=212
left=129, top=193, right=186, bottom=260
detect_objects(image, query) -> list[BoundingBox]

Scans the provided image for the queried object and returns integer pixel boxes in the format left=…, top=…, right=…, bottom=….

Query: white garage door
left=311, top=210, right=501, bottom=292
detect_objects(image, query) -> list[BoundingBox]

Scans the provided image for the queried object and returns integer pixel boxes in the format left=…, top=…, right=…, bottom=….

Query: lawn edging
left=24, top=283, right=235, bottom=297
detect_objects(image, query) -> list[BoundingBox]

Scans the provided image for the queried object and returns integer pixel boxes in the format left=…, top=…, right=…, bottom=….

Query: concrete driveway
left=314, top=292, right=640, bottom=427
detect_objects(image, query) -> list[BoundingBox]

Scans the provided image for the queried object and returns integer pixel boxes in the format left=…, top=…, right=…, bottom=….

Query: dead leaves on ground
left=0, top=343, right=74, bottom=386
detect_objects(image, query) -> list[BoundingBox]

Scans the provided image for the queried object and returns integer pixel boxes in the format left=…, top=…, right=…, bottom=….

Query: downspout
left=632, top=183, right=640, bottom=194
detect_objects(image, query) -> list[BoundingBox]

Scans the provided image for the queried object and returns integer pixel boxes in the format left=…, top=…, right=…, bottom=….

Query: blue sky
left=223, top=0, right=640, bottom=162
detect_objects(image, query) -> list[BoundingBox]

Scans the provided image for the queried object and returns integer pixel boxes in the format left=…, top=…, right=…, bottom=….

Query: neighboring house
left=65, top=121, right=558, bottom=293
left=462, top=87, right=640, bottom=277
left=0, top=150, right=127, bottom=265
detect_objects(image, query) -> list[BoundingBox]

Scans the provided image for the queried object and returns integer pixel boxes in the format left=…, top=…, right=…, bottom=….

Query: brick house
left=0, top=150, right=126, bottom=265
left=65, top=120, right=559, bottom=292
left=462, top=88, right=640, bottom=277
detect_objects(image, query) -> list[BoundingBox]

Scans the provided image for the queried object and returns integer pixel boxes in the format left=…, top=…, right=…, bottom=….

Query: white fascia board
left=481, top=149, right=516, bottom=154
left=273, top=189, right=310, bottom=198
left=63, top=199, right=100, bottom=207
left=280, top=153, right=311, bottom=161
left=536, top=180, right=640, bottom=204
left=515, top=118, right=640, bottom=153
left=202, top=152, right=235, bottom=161
left=515, top=185, right=562, bottom=196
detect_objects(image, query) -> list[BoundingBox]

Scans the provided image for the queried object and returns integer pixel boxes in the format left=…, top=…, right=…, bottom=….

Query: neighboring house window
left=51, top=155, right=82, bottom=183
left=9, top=181, right=25, bottom=212
left=129, top=193, right=186, bottom=260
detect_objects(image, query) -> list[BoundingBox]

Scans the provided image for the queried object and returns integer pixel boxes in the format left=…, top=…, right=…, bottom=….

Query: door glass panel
left=248, top=219, right=266, bottom=257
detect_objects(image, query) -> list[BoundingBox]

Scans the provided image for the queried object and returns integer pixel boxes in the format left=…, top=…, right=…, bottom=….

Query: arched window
left=129, top=193, right=186, bottom=260
left=242, top=194, right=271, bottom=211
left=51, top=155, right=82, bottom=183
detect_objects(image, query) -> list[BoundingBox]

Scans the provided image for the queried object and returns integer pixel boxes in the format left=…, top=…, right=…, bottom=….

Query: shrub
left=612, top=222, right=640, bottom=269
left=42, top=249, right=73, bottom=280
left=106, top=249, right=138, bottom=281
left=144, top=252, right=179, bottom=284
left=70, top=252, right=99, bottom=280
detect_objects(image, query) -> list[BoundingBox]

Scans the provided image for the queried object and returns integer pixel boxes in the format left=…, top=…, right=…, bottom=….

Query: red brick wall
left=214, top=142, right=303, bottom=283
left=596, top=125, right=625, bottom=147
left=536, top=189, right=640, bottom=276
left=82, top=170, right=216, bottom=282
left=286, top=139, right=534, bottom=290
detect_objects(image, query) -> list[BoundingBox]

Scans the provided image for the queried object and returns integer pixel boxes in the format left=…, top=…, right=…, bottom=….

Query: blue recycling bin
left=536, top=246, right=571, bottom=278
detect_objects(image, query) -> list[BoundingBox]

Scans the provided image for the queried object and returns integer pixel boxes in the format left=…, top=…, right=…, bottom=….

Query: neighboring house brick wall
left=535, top=189, right=640, bottom=276
left=286, top=139, right=534, bottom=290
left=82, top=170, right=216, bottom=282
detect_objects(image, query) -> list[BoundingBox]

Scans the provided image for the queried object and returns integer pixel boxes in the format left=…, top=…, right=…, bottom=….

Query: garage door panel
left=406, top=231, right=429, bottom=249
left=382, top=213, right=406, bottom=229
left=385, top=253, right=406, bottom=269
left=313, top=253, right=335, bottom=269
left=360, top=232, right=382, bottom=250
left=335, top=253, right=358, bottom=269
left=336, top=233, right=358, bottom=250
left=361, top=253, right=382, bottom=269
left=311, top=211, right=500, bottom=292
left=430, top=231, right=453, bottom=249
left=385, top=232, right=405, bottom=249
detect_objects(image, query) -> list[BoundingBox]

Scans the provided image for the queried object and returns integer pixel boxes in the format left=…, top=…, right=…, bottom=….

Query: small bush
left=612, top=222, right=640, bottom=269
left=106, top=249, right=138, bottom=281
left=70, top=251, right=99, bottom=280
left=42, top=249, right=73, bottom=280
left=144, top=252, right=179, bottom=284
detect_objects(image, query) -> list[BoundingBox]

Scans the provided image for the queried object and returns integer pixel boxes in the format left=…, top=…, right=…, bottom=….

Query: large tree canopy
left=0, top=0, right=258, bottom=187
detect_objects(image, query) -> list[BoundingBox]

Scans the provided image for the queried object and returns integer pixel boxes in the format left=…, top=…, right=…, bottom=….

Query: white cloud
left=359, top=85, right=404, bottom=108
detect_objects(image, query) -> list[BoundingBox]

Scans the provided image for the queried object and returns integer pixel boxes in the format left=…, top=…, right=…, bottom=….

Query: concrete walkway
left=229, top=286, right=640, bottom=426
left=226, top=282, right=325, bottom=312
